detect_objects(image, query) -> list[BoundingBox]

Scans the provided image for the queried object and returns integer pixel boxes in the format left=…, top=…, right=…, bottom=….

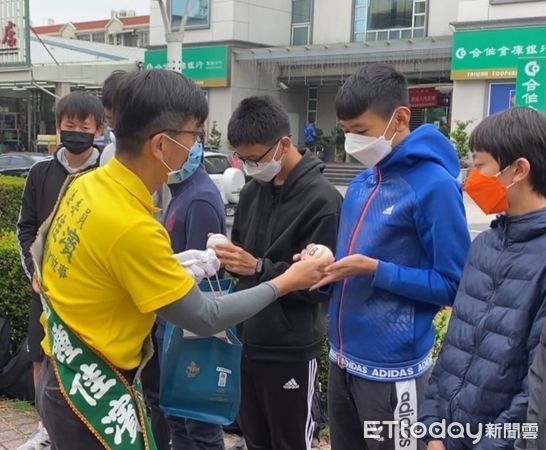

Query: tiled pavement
left=0, top=400, right=39, bottom=450
left=0, top=399, right=330, bottom=449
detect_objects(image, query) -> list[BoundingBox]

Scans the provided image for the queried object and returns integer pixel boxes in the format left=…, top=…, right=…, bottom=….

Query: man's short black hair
left=228, top=96, right=290, bottom=147
left=101, top=70, right=127, bottom=110
left=335, top=64, right=409, bottom=121
left=469, top=107, right=546, bottom=198
left=55, top=90, right=104, bottom=128
left=113, top=69, right=208, bottom=155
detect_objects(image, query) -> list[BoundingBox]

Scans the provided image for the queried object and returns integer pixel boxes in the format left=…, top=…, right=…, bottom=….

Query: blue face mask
left=161, top=135, right=203, bottom=185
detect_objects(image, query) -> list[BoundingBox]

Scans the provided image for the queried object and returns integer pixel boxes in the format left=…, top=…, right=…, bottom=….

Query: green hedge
left=0, top=232, right=32, bottom=353
left=0, top=175, right=24, bottom=233
left=433, top=308, right=452, bottom=359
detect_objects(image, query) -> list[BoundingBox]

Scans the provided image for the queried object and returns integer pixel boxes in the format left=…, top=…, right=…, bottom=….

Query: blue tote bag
left=159, top=278, right=242, bottom=425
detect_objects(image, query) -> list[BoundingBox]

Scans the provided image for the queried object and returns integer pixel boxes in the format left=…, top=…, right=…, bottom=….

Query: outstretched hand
left=310, top=254, right=379, bottom=290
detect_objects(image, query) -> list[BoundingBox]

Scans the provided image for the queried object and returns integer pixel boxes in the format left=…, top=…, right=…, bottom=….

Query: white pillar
left=166, top=40, right=182, bottom=72
left=54, top=82, right=71, bottom=99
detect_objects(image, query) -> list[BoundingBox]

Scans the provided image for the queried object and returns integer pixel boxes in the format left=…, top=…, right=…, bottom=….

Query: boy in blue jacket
left=420, top=107, right=546, bottom=450
left=314, top=64, right=470, bottom=450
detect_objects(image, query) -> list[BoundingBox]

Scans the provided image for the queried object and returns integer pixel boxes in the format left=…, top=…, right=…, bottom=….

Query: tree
left=208, top=121, right=222, bottom=150
left=450, top=120, right=473, bottom=163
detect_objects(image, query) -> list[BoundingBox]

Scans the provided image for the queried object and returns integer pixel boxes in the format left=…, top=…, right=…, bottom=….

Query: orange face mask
left=464, top=168, right=512, bottom=214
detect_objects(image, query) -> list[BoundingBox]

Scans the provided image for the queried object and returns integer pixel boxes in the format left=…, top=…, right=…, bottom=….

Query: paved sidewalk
left=0, top=400, right=39, bottom=450
left=0, top=399, right=330, bottom=449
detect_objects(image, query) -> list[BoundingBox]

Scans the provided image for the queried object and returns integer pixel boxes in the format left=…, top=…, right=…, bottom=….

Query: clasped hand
left=294, top=244, right=379, bottom=290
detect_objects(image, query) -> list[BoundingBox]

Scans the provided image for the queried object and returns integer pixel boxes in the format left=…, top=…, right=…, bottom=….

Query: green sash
left=31, top=176, right=157, bottom=450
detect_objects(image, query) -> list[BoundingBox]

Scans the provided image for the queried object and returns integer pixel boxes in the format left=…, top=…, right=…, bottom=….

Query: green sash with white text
left=31, top=175, right=157, bottom=450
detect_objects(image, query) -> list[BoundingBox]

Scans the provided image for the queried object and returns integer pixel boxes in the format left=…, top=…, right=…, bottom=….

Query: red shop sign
left=409, top=88, right=439, bottom=108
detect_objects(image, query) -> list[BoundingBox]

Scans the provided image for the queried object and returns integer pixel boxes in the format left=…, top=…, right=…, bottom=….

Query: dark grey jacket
left=518, top=320, right=546, bottom=450
left=420, top=208, right=546, bottom=450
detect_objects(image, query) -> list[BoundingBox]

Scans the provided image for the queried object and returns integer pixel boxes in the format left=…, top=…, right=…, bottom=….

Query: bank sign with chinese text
left=0, top=0, right=30, bottom=67
left=451, top=26, right=546, bottom=80
left=515, top=58, right=546, bottom=112
left=144, top=46, right=229, bottom=88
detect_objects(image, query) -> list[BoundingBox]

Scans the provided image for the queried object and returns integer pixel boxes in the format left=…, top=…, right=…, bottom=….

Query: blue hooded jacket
left=328, top=125, right=471, bottom=382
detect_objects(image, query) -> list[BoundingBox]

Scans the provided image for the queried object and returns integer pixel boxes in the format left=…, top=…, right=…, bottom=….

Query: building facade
left=0, top=0, right=143, bottom=152
left=32, top=11, right=150, bottom=48
left=450, top=0, right=546, bottom=131
left=146, top=0, right=464, bottom=149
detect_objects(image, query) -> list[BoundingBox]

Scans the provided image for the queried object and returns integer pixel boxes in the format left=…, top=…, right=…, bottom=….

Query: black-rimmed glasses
left=234, top=137, right=284, bottom=167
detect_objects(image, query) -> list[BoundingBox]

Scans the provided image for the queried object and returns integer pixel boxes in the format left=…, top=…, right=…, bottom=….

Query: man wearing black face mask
left=16, top=90, right=103, bottom=450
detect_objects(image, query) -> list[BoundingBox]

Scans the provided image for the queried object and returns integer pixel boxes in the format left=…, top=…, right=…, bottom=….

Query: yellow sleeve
left=107, top=219, right=195, bottom=313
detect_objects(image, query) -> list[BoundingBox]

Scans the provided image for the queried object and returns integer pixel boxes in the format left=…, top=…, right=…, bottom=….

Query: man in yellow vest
left=32, top=69, right=331, bottom=450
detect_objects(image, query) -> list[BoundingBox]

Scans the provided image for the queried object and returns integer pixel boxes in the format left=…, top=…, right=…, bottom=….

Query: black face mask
left=60, top=130, right=95, bottom=155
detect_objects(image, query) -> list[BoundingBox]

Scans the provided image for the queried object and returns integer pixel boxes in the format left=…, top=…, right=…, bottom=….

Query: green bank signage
left=452, top=26, right=546, bottom=80
left=515, top=57, right=546, bottom=112
left=144, top=46, right=229, bottom=88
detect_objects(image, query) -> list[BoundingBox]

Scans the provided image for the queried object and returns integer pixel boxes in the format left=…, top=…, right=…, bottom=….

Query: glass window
left=139, top=31, right=149, bottom=47
left=490, top=0, right=533, bottom=3
left=124, top=33, right=138, bottom=47
left=92, top=33, right=105, bottom=43
left=204, top=155, right=231, bottom=175
left=292, top=26, right=309, bottom=45
left=355, top=32, right=365, bottom=42
left=368, top=0, right=413, bottom=30
left=0, top=156, right=14, bottom=168
left=415, top=1, right=426, bottom=14
left=78, top=34, right=91, bottom=41
left=389, top=29, right=400, bottom=39
left=292, top=0, right=312, bottom=23
left=307, top=86, right=318, bottom=124
left=170, top=0, right=210, bottom=29
left=355, top=6, right=366, bottom=20
left=354, top=20, right=366, bottom=32
left=414, top=14, right=425, bottom=27
left=355, top=0, right=428, bottom=42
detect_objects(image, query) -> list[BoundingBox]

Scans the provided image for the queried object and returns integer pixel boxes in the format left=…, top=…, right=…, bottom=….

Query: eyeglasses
left=234, top=137, right=284, bottom=168
left=152, top=129, right=205, bottom=144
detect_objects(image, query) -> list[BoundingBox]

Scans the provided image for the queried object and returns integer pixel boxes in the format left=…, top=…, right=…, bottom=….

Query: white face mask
left=243, top=142, right=283, bottom=182
left=344, top=111, right=398, bottom=168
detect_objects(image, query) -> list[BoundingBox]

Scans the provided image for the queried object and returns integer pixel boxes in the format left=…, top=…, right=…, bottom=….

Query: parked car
left=0, top=152, right=50, bottom=177
left=203, top=151, right=245, bottom=217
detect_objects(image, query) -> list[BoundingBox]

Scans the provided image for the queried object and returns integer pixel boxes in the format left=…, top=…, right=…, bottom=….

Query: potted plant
left=207, top=121, right=222, bottom=151
left=331, top=126, right=346, bottom=163
left=313, top=128, right=332, bottom=161
left=450, top=119, right=473, bottom=182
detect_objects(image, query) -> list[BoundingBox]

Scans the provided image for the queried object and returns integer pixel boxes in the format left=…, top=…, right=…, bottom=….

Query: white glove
left=173, top=249, right=221, bottom=282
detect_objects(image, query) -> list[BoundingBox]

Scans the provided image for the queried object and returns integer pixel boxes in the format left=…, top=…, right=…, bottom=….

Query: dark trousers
left=141, top=330, right=172, bottom=450
left=36, top=358, right=104, bottom=449
left=328, top=362, right=429, bottom=450
left=238, top=357, right=318, bottom=450
left=168, top=417, right=225, bottom=450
